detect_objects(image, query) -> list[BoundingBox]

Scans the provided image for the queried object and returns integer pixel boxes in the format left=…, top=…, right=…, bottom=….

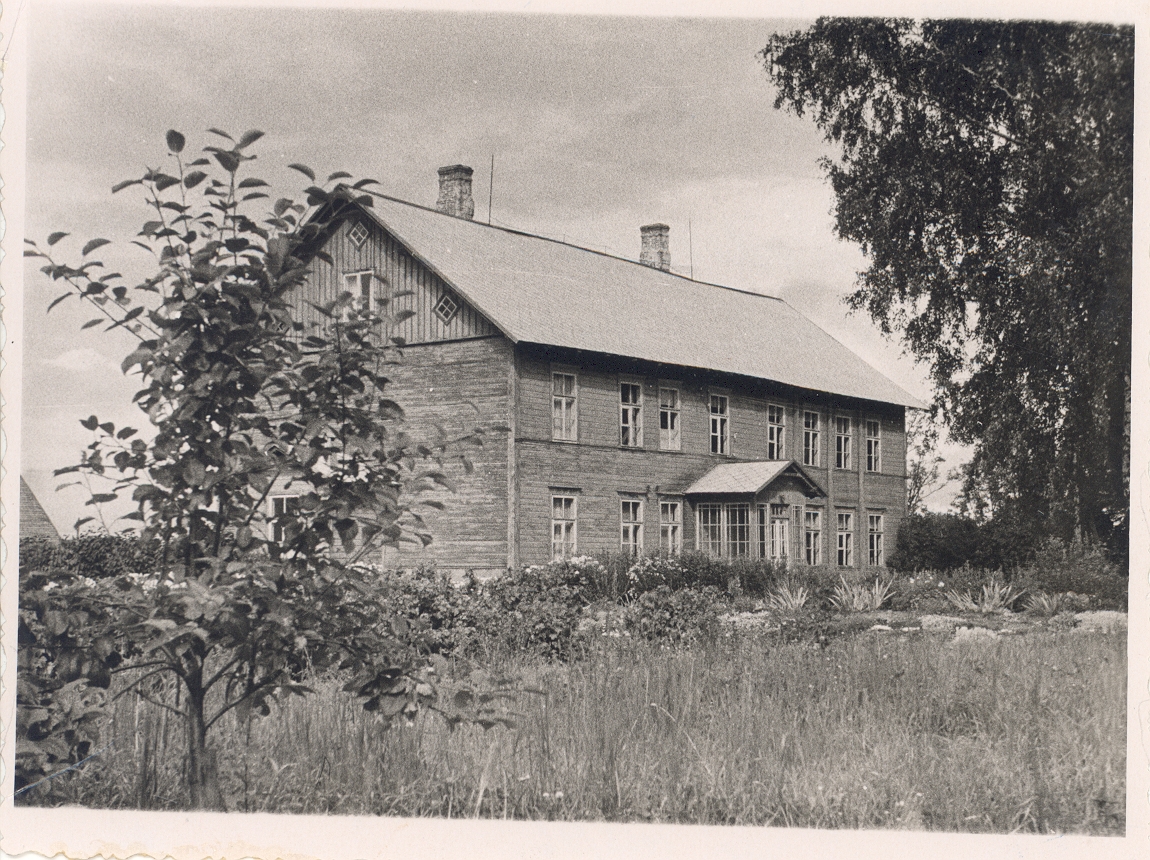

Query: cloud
left=43, top=347, right=122, bottom=374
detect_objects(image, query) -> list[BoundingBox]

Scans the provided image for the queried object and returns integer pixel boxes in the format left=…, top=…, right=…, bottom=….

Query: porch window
left=697, top=503, right=723, bottom=555
left=727, top=504, right=751, bottom=557
left=759, top=503, right=789, bottom=562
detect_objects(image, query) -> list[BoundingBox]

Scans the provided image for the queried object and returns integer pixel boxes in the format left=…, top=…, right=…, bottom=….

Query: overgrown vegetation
left=21, top=631, right=1126, bottom=834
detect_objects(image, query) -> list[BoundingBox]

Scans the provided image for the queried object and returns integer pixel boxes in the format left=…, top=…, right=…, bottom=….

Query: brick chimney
left=436, top=165, right=475, bottom=220
left=640, top=223, right=670, bottom=271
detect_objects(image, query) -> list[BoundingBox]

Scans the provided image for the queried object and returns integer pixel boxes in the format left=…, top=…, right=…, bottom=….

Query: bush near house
left=19, top=535, right=160, bottom=580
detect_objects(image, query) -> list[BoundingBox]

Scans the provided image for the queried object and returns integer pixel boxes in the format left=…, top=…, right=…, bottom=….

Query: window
left=342, top=271, right=374, bottom=314
left=347, top=220, right=369, bottom=248
left=803, top=411, right=821, bottom=467
left=659, top=387, right=681, bottom=450
left=434, top=291, right=460, bottom=324
left=551, top=496, right=577, bottom=559
left=621, top=499, right=644, bottom=555
left=269, top=494, right=300, bottom=544
left=620, top=383, right=643, bottom=447
left=804, top=510, right=822, bottom=565
left=767, top=404, right=785, bottom=460
left=710, top=395, right=729, bottom=454
left=837, top=511, right=854, bottom=566
left=552, top=372, right=577, bottom=441
left=696, top=503, right=751, bottom=557
left=759, top=503, right=789, bottom=562
left=835, top=416, right=852, bottom=469
left=868, top=513, right=884, bottom=566
left=660, top=502, right=682, bottom=553
left=727, top=504, right=751, bottom=557
left=697, top=503, right=723, bottom=555
left=866, top=420, right=882, bottom=472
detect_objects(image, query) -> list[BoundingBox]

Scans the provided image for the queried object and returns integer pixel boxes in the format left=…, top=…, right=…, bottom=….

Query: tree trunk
left=185, top=671, right=226, bottom=811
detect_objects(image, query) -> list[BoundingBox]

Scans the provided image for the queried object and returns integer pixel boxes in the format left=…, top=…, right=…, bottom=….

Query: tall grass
left=25, top=630, right=1125, bottom=834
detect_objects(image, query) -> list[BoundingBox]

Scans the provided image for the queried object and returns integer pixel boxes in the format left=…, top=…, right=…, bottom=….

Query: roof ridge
left=364, top=189, right=784, bottom=302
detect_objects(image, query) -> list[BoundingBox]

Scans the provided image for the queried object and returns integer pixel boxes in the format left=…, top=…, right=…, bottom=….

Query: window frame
left=620, top=498, right=644, bottom=556
left=868, top=512, right=884, bottom=566
left=802, top=410, right=821, bottom=467
left=804, top=509, right=822, bottom=566
left=767, top=403, right=786, bottom=460
left=659, top=500, right=683, bottom=554
left=866, top=418, right=882, bottom=473
left=619, top=381, right=644, bottom=448
left=759, top=503, right=790, bottom=562
left=347, top=220, right=370, bottom=248
left=341, top=270, right=375, bottom=316
left=836, top=510, right=854, bottom=567
left=551, top=495, right=578, bottom=560
left=709, top=394, right=730, bottom=455
left=269, top=493, right=301, bottom=545
left=835, top=415, right=853, bottom=470
left=434, top=290, right=460, bottom=324
left=658, top=386, right=681, bottom=451
left=696, top=503, right=723, bottom=556
left=551, top=370, right=578, bottom=442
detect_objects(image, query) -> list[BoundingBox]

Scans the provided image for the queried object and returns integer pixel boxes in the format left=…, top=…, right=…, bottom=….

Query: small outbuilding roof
left=683, top=460, right=825, bottom=497
left=351, top=194, right=924, bottom=409
left=20, top=476, right=60, bottom=541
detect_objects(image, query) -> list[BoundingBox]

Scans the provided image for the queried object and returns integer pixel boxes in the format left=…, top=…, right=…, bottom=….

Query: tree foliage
left=20, top=129, right=494, bottom=809
left=762, top=20, right=1132, bottom=559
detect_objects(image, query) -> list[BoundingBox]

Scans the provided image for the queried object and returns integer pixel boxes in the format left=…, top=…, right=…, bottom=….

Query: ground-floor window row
left=549, top=495, right=884, bottom=565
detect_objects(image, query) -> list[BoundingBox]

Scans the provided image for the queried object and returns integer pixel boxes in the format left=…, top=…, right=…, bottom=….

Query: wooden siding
left=514, top=344, right=908, bottom=567
left=299, top=217, right=500, bottom=344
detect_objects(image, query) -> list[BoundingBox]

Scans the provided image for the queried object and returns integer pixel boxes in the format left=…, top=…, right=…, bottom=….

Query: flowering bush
left=622, top=585, right=724, bottom=645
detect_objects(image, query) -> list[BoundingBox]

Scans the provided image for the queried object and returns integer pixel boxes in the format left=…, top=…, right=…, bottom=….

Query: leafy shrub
left=622, top=585, right=724, bottom=645
left=887, top=513, right=982, bottom=571
left=1015, top=539, right=1127, bottom=609
left=20, top=535, right=160, bottom=580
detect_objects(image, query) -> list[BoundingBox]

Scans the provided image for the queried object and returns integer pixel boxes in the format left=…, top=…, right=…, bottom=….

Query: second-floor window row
left=549, top=372, right=883, bottom=464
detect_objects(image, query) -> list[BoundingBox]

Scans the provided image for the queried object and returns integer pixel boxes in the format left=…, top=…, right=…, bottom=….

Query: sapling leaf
left=47, top=232, right=69, bottom=246
left=166, top=129, right=186, bottom=153
left=82, top=238, right=111, bottom=256
left=288, top=163, right=316, bottom=181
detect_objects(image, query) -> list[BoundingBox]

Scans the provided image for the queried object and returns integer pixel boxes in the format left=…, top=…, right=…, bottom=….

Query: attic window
left=347, top=221, right=369, bottom=248
left=434, top=291, right=460, bottom=324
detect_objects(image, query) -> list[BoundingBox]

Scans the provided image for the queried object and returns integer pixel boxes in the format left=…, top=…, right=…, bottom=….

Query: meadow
left=27, top=626, right=1126, bottom=834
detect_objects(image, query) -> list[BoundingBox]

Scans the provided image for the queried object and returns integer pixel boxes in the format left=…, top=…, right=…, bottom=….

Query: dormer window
left=347, top=221, right=369, bottom=248
left=434, top=291, right=460, bottom=324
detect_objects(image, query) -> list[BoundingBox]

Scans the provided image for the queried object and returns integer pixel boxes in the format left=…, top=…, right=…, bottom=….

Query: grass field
left=29, top=627, right=1126, bottom=834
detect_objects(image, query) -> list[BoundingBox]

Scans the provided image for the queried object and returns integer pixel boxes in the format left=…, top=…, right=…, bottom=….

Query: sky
left=15, top=1, right=971, bottom=533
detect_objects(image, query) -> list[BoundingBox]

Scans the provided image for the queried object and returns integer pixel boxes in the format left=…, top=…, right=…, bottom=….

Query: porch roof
left=683, top=460, right=825, bottom=497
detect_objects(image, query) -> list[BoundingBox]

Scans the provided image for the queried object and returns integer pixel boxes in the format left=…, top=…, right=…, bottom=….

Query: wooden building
left=290, top=165, right=922, bottom=573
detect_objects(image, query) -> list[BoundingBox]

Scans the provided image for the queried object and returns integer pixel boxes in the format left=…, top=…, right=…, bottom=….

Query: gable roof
left=683, top=460, right=826, bottom=497
left=348, top=193, right=923, bottom=408
left=20, top=476, right=60, bottom=541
